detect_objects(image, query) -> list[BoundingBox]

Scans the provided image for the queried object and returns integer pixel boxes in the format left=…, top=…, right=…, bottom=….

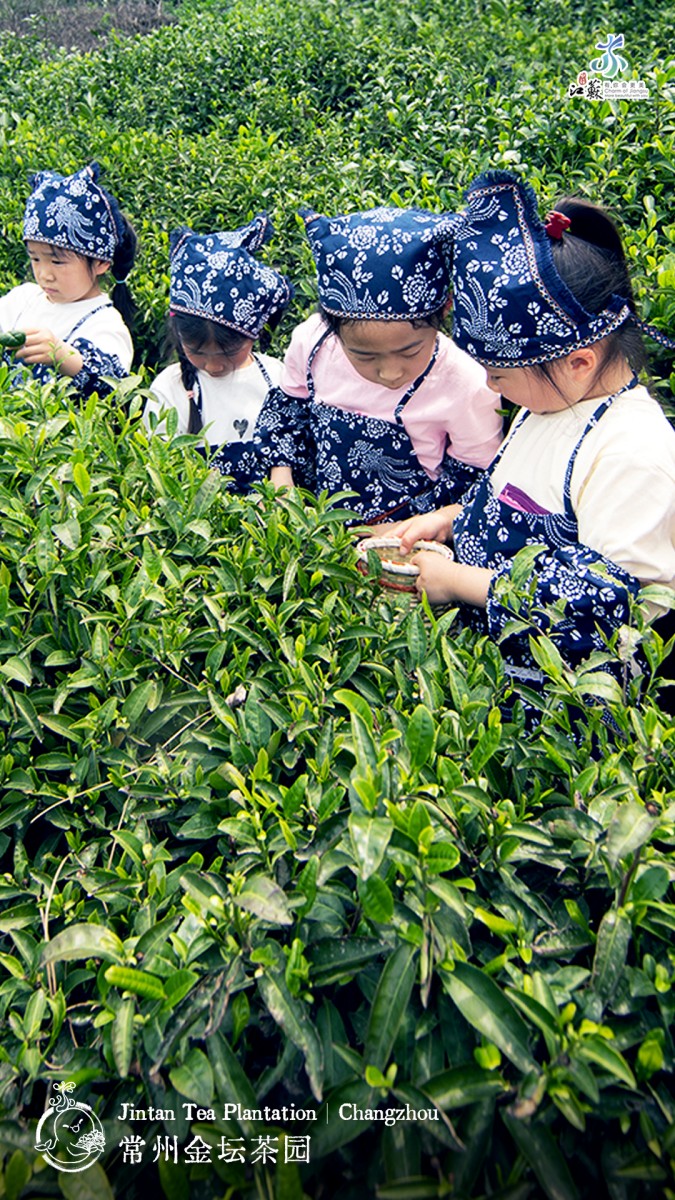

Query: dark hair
left=108, top=211, right=138, bottom=328
left=318, top=301, right=449, bottom=338
left=166, top=313, right=254, bottom=435
left=541, top=196, right=647, bottom=382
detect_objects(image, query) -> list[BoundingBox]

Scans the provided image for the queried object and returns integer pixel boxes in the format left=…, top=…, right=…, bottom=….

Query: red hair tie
left=545, top=211, right=571, bottom=239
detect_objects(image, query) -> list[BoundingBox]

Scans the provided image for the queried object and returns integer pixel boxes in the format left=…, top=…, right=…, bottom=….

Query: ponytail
left=110, top=212, right=137, bottom=326
left=100, top=186, right=138, bottom=328
left=257, top=305, right=286, bottom=353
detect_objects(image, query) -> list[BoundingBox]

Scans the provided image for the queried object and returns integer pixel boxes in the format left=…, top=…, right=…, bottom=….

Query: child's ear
left=567, top=347, right=598, bottom=378
left=441, top=292, right=453, bottom=318
left=94, top=260, right=112, bottom=278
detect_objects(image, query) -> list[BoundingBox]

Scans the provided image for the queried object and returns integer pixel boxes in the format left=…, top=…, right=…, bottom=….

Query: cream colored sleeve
left=574, top=452, right=675, bottom=590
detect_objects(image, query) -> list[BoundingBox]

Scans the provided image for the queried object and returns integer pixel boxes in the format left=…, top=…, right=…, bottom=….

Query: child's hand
left=388, top=505, right=462, bottom=553
left=15, top=329, right=83, bottom=377
left=410, top=551, right=458, bottom=604
left=411, top=553, right=493, bottom=608
left=270, top=466, right=295, bottom=490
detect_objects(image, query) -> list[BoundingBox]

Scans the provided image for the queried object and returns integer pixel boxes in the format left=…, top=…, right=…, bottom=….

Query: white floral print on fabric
left=169, top=215, right=293, bottom=337
left=451, top=170, right=632, bottom=367
left=23, top=163, right=120, bottom=260
left=302, top=206, right=462, bottom=321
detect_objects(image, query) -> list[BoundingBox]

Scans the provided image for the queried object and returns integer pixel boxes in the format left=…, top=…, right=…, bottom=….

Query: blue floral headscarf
left=169, top=214, right=293, bottom=337
left=23, top=162, right=124, bottom=262
left=449, top=171, right=637, bottom=367
left=303, top=206, right=461, bottom=321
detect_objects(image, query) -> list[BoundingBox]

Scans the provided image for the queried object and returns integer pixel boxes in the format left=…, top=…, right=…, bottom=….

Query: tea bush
left=0, top=1, right=674, bottom=1198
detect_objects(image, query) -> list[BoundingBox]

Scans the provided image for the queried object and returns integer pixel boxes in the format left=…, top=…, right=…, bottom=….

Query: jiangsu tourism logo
left=568, top=34, right=649, bottom=102
left=35, top=1082, right=106, bottom=1173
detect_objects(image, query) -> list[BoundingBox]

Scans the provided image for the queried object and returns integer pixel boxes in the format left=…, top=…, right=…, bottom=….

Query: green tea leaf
left=169, top=1047, right=214, bottom=1106
left=234, top=874, right=292, bottom=925
left=576, top=1034, right=636, bottom=1088
left=308, top=938, right=386, bottom=986
left=425, top=1064, right=508, bottom=1109
left=406, top=610, right=428, bottom=665
left=405, top=705, right=435, bottom=769
left=41, top=924, right=124, bottom=966
left=591, top=908, right=631, bottom=1006
left=365, top=943, right=417, bottom=1071
left=190, top=470, right=222, bottom=516
left=104, top=965, right=165, bottom=1000
left=425, top=840, right=460, bottom=875
left=358, top=875, right=394, bottom=923
left=606, top=799, right=659, bottom=868
left=443, top=962, right=536, bottom=1074
left=5, top=1150, right=31, bottom=1200
left=58, top=1164, right=115, bottom=1200
left=73, top=462, right=91, bottom=497
left=257, top=973, right=324, bottom=1100
left=53, top=517, right=81, bottom=550
left=0, top=657, right=32, bottom=687
left=349, top=814, right=393, bottom=879
left=502, top=1112, right=579, bottom=1200
left=334, top=687, right=374, bottom=731
left=111, top=997, right=135, bottom=1077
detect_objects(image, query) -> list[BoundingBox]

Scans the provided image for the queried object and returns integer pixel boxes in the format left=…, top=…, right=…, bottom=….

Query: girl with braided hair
left=145, top=215, right=292, bottom=492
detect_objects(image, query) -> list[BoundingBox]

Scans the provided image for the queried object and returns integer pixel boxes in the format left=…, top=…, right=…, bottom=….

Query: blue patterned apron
left=453, top=378, right=640, bottom=678
left=303, top=329, right=479, bottom=523
left=192, top=353, right=272, bottom=492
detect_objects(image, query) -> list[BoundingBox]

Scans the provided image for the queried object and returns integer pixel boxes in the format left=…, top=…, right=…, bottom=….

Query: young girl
left=0, top=162, right=136, bottom=396
left=254, top=206, right=503, bottom=522
left=390, top=171, right=675, bottom=684
left=145, top=215, right=293, bottom=492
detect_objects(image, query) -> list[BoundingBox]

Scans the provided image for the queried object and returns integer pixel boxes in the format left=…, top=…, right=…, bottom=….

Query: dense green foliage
left=0, top=2, right=674, bottom=1199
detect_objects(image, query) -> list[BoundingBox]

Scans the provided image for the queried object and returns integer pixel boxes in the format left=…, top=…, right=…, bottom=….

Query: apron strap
left=305, top=328, right=333, bottom=399
left=393, top=337, right=440, bottom=424
left=64, top=301, right=113, bottom=343
left=562, top=373, right=638, bottom=519
left=252, top=352, right=273, bottom=389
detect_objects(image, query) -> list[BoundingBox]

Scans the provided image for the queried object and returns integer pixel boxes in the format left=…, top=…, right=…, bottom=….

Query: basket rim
left=355, top=535, right=454, bottom=577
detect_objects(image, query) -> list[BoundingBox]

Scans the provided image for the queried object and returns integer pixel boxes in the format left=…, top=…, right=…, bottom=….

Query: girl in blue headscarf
left=145, top=215, right=293, bottom=492
left=254, top=206, right=503, bottom=523
left=0, top=162, right=137, bottom=397
left=389, top=171, right=675, bottom=687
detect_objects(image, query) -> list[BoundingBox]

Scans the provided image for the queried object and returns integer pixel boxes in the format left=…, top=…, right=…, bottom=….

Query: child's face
left=339, top=320, right=437, bottom=389
left=180, top=337, right=254, bottom=378
left=483, top=364, right=577, bottom=413
left=26, top=242, right=109, bottom=304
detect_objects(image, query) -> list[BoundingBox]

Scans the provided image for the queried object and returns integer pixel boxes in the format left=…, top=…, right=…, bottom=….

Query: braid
left=166, top=314, right=205, bottom=434
left=174, top=345, right=201, bottom=434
